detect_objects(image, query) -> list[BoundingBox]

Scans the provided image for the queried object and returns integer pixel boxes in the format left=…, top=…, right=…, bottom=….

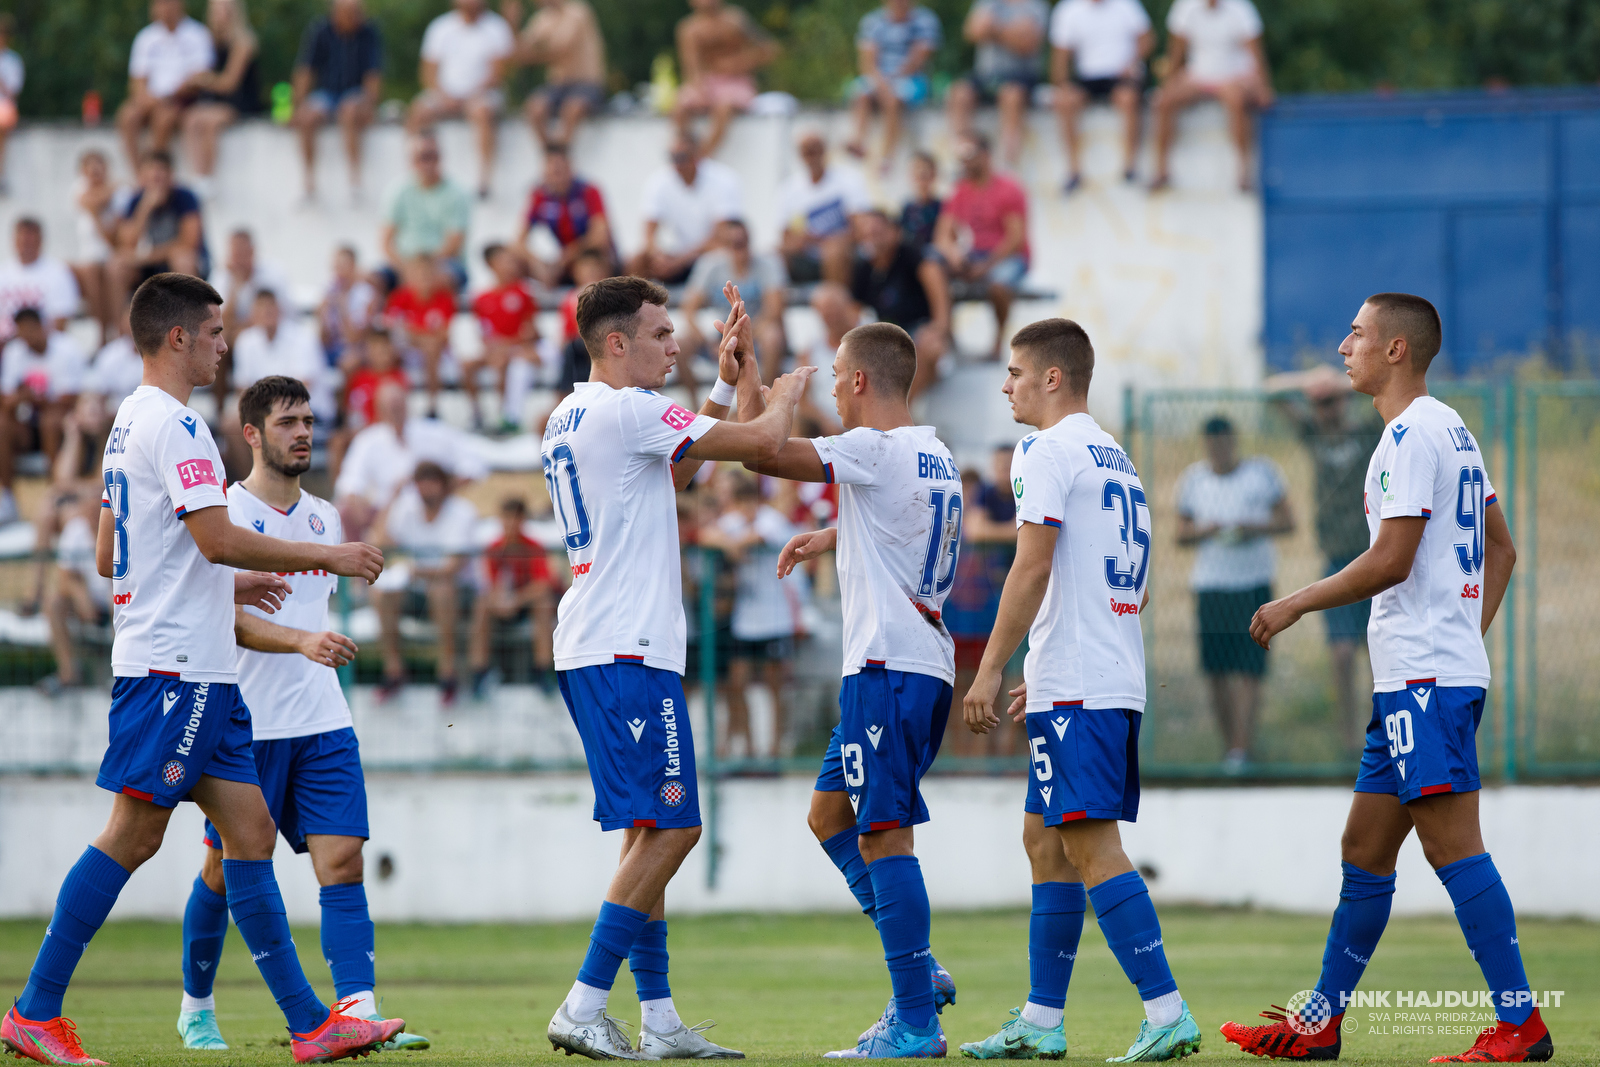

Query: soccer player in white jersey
left=962, top=319, right=1201, bottom=1063
left=1222, top=294, right=1545, bottom=1064
left=2, top=275, right=403, bottom=1067
left=755, top=322, right=962, bottom=1059
left=174, top=376, right=428, bottom=1053
left=542, top=277, right=813, bottom=1060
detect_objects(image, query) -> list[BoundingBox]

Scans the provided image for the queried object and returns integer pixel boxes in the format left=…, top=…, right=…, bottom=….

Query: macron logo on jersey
left=660, top=403, right=696, bottom=431
left=162, top=690, right=179, bottom=716
left=866, top=724, right=884, bottom=750
left=1021, top=435, right=1037, bottom=454
left=1052, top=716, right=1071, bottom=740
left=179, top=415, right=198, bottom=438
left=628, top=718, right=646, bottom=742
left=176, top=458, right=219, bottom=490
left=252, top=519, right=265, bottom=532
left=1414, top=688, right=1432, bottom=712
left=1392, top=424, right=1410, bottom=446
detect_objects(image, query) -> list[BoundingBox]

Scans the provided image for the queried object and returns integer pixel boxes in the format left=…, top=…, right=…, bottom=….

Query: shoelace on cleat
left=45, top=1019, right=88, bottom=1060
left=601, top=1013, right=633, bottom=1052
left=685, top=1021, right=720, bottom=1037
left=329, top=996, right=366, bottom=1020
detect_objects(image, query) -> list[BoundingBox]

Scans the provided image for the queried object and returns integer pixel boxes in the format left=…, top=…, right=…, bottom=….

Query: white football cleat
left=548, top=1004, right=645, bottom=1060
left=636, top=1020, right=744, bottom=1059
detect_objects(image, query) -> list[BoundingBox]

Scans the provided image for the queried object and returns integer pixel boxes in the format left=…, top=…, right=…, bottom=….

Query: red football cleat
left=290, top=998, right=405, bottom=1064
left=1219, top=1005, right=1342, bottom=1060
left=1428, top=1009, right=1552, bottom=1062
left=1, top=1008, right=107, bottom=1066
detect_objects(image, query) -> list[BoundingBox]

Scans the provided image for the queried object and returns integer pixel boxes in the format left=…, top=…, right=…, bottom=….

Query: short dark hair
left=14, top=216, right=40, bottom=234
left=544, top=142, right=570, bottom=159
left=1203, top=415, right=1235, bottom=437
left=413, top=460, right=449, bottom=485
left=11, top=306, right=41, bottom=328
left=129, top=272, right=223, bottom=357
left=253, top=288, right=278, bottom=304
left=730, top=477, right=762, bottom=502
left=576, top=276, right=669, bottom=359
left=1011, top=318, right=1094, bottom=396
left=963, top=131, right=992, bottom=154
left=239, top=375, right=311, bottom=433
left=840, top=322, right=917, bottom=399
left=500, top=496, right=527, bottom=515
left=482, top=241, right=506, bottom=265
left=142, top=149, right=174, bottom=170
left=1366, top=292, right=1442, bottom=368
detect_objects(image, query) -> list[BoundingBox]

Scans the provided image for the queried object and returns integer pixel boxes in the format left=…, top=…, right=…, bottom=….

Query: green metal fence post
left=336, top=577, right=354, bottom=694
left=699, top=546, right=720, bottom=890
left=1502, top=381, right=1517, bottom=784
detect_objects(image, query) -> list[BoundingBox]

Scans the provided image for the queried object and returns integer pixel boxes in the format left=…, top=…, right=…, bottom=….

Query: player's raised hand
left=1006, top=681, right=1028, bottom=723
left=326, top=541, right=385, bottom=584
left=962, top=667, right=1004, bottom=734
left=1249, top=595, right=1302, bottom=650
left=297, top=629, right=358, bottom=668
left=235, top=571, right=291, bottom=613
left=777, top=528, right=837, bottom=578
left=714, top=310, right=750, bottom=386
left=767, top=365, right=816, bottom=406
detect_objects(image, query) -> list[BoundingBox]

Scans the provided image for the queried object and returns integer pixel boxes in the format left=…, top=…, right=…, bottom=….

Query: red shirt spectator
left=944, top=171, right=1030, bottom=263
left=345, top=365, right=409, bottom=429
left=472, top=280, right=538, bottom=341
left=485, top=529, right=553, bottom=589
left=560, top=287, right=581, bottom=343
left=386, top=284, right=455, bottom=334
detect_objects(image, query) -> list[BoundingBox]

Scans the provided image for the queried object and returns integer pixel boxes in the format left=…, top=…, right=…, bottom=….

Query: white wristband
left=708, top=378, right=737, bottom=407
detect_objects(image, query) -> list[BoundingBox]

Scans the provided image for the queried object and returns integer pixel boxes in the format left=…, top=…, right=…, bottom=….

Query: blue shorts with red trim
left=558, top=660, right=701, bottom=831
left=1024, top=705, right=1142, bottom=824
left=95, top=677, right=257, bottom=809
left=814, top=666, right=952, bottom=835
left=1355, top=682, right=1483, bottom=804
left=202, top=727, right=368, bottom=853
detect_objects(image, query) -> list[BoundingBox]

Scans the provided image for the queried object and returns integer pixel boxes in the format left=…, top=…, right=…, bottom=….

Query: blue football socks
left=319, top=883, right=376, bottom=1001
left=1028, top=881, right=1087, bottom=1011
left=17, top=847, right=131, bottom=1021
left=223, top=859, right=328, bottom=1034
left=1438, top=853, right=1534, bottom=1025
left=629, top=919, right=672, bottom=1002
left=821, top=828, right=878, bottom=925
left=1313, top=861, right=1395, bottom=1012
left=868, top=855, right=935, bottom=1029
left=576, top=901, right=651, bottom=992
left=1089, top=870, right=1179, bottom=1001
left=181, top=873, right=230, bottom=999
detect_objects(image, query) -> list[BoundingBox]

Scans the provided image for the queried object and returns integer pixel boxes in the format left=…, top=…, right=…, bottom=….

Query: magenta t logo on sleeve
left=660, top=403, right=696, bottom=431
left=176, top=458, right=220, bottom=490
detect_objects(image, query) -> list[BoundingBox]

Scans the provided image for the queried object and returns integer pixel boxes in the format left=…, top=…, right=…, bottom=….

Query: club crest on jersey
left=659, top=781, right=686, bottom=808
left=1052, top=716, right=1070, bottom=740
left=179, top=414, right=198, bottom=438
left=308, top=513, right=326, bottom=535
left=162, top=760, right=185, bottom=787
left=865, top=724, right=884, bottom=750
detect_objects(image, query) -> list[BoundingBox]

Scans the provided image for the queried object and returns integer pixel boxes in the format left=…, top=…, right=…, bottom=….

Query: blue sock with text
left=223, top=859, right=327, bottom=1034
left=576, top=902, right=651, bottom=992
left=629, top=920, right=672, bottom=1002
left=319, top=883, right=376, bottom=1001
left=17, top=847, right=131, bottom=1021
left=1028, top=882, right=1087, bottom=1010
left=868, top=855, right=935, bottom=1030
left=821, top=828, right=878, bottom=925
left=1313, top=862, right=1395, bottom=1012
left=1089, top=871, right=1179, bottom=1001
left=182, top=873, right=230, bottom=999
left=1438, top=853, right=1534, bottom=1025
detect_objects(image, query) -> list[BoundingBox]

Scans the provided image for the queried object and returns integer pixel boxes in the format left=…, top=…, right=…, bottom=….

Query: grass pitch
left=1, top=909, right=1596, bottom=1065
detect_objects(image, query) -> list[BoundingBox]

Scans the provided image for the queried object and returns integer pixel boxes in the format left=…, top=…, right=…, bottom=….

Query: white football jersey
left=811, top=425, right=959, bottom=684
left=1364, top=396, right=1496, bottom=692
left=542, top=383, right=716, bottom=673
left=1011, top=414, right=1148, bottom=713
left=228, top=484, right=352, bottom=740
left=102, top=386, right=236, bottom=682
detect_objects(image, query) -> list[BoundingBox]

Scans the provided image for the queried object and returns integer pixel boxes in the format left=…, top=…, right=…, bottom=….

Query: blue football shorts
left=559, top=660, right=701, bottom=831
left=1355, top=681, right=1484, bottom=804
left=202, top=727, right=368, bottom=853
left=96, top=677, right=257, bottom=809
left=1024, top=704, right=1143, bottom=824
left=814, top=667, right=952, bottom=835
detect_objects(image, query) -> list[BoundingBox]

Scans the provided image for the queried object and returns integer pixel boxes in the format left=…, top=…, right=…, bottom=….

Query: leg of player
left=177, top=840, right=232, bottom=1049
left=847, top=826, right=945, bottom=1058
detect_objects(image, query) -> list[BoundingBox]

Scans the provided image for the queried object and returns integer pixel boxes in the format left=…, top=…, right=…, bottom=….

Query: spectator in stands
left=180, top=0, right=263, bottom=198
left=382, top=132, right=471, bottom=292
left=118, top=0, right=215, bottom=169
left=847, top=0, right=942, bottom=171
left=934, top=132, right=1030, bottom=357
left=0, top=308, right=88, bottom=523
left=943, top=457, right=1021, bottom=756
left=384, top=255, right=455, bottom=412
left=112, top=150, right=209, bottom=310
left=682, top=220, right=787, bottom=382
left=673, top=0, right=779, bottom=158
left=409, top=0, right=516, bottom=199
left=900, top=150, right=943, bottom=251
left=43, top=490, right=110, bottom=691
left=468, top=495, right=558, bottom=698
left=628, top=132, right=743, bottom=284
left=231, top=289, right=336, bottom=424
left=948, top=0, right=1048, bottom=169
left=216, top=227, right=287, bottom=343
left=292, top=0, right=384, bottom=201
left=86, top=310, right=145, bottom=421
left=469, top=243, right=539, bottom=430
left=552, top=250, right=607, bottom=395
left=515, top=143, right=616, bottom=285
left=793, top=283, right=854, bottom=435
left=777, top=131, right=870, bottom=285
left=0, top=218, right=81, bottom=344
left=519, top=0, right=607, bottom=151
left=330, top=325, right=406, bottom=477
left=1151, top=0, right=1274, bottom=192
left=71, top=152, right=126, bottom=344
left=319, top=244, right=378, bottom=368
left=1175, top=415, right=1295, bottom=773
left=1050, top=0, right=1153, bottom=191
left=0, top=15, right=23, bottom=195
left=850, top=209, right=948, bottom=397
left=372, top=460, right=480, bottom=704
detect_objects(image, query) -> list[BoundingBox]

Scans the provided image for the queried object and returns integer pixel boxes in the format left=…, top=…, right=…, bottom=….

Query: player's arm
left=682, top=364, right=814, bottom=466
left=962, top=521, right=1059, bottom=734
left=234, top=571, right=291, bottom=614
left=96, top=504, right=113, bottom=578
left=1480, top=501, right=1515, bottom=634
left=235, top=607, right=358, bottom=668
left=1249, top=515, right=1427, bottom=650
left=182, top=506, right=383, bottom=582
left=776, top=525, right=835, bottom=578
left=673, top=283, right=760, bottom=491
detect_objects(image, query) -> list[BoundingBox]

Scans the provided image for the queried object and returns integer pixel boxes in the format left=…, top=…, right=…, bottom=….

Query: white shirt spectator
left=0, top=50, right=24, bottom=100
left=334, top=417, right=491, bottom=508
left=640, top=159, right=744, bottom=257
left=1175, top=455, right=1286, bottom=591
left=128, top=17, right=215, bottom=100
left=87, top=335, right=145, bottom=409
left=231, top=318, right=337, bottom=423
left=717, top=505, right=808, bottom=642
left=57, top=513, right=112, bottom=610
left=1165, top=0, right=1262, bottom=84
left=420, top=10, right=514, bottom=99
left=384, top=484, right=479, bottom=575
left=1048, top=0, right=1152, bottom=81
left=73, top=180, right=132, bottom=264
left=777, top=164, right=872, bottom=241
left=1, top=333, right=88, bottom=399
left=0, top=256, right=81, bottom=341
left=216, top=261, right=291, bottom=324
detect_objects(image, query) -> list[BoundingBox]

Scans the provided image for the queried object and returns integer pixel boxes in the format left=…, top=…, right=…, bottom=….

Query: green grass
left=2, top=910, right=1597, bottom=1065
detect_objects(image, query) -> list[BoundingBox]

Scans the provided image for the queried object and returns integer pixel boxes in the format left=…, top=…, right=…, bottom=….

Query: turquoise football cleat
left=1106, top=1003, right=1201, bottom=1062
left=958, top=1008, right=1068, bottom=1060
left=826, top=1015, right=947, bottom=1059
left=176, top=1009, right=229, bottom=1050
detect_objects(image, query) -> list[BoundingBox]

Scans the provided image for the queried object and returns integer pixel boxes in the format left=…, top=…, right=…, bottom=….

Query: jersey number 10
left=543, top=443, right=593, bottom=552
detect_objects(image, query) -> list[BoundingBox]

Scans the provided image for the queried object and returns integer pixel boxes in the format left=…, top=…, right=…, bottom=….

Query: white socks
left=180, top=993, right=215, bottom=1014
left=1145, top=990, right=1184, bottom=1028
left=1021, top=1001, right=1063, bottom=1029
left=641, top=997, right=682, bottom=1034
left=338, top=990, right=378, bottom=1019
left=564, top=981, right=611, bottom=1021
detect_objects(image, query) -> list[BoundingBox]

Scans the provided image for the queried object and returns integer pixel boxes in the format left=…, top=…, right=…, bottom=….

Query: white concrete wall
left=2, top=777, right=1594, bottom=923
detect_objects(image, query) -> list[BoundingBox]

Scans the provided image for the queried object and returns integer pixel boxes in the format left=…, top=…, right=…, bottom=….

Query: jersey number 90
left=1454, top=465, right=1485, bottom=576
